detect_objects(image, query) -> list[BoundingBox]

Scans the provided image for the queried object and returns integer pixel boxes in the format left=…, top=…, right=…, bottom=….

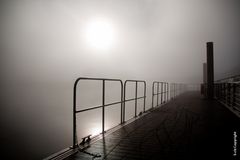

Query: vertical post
left=73, top=86, right=76, bottom=148
left=157, top=83, right=159, bottom=106
left=120, top=81, right=123, bottom=124
left=123, top=81, right=127, bottom=123
left=73, top=79, right=78, bottom=148
left=224, top=83, right=226, bottom=103
left=173, top=83, right=175, bottom=98
left=220, top=83, right=223, bottom=101
left=164, top=83, right=166, bottom=102
left=152, top=82, right=154, bottom=108
left=227, top=83, right=231, bottom=105
left=203, top=63, right=207, bottom=97
left=206, top=42, right=214, bottom=99
left=135, top=81, right=138, bottom=117
left=102, top=80, right=105, bottom=133
left=233, top=83, right=236, bottom=108
left=143, top=82, right=146, bottom=112
left=167, top=83, right=169, bottom=101
left=163, top=83, right=165, bottom=103
left=161, top=82, right=163, bottom=104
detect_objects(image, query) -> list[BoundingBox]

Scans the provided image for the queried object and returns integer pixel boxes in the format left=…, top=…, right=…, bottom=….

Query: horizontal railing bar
left=76, top=96, right=146, bottom=113
left=153, top=92, right=168, bottom=95
left=153, top=93, right=163, bottom=96
left=215, top=74, right=240, bottom=82
left=76, top=101, right=123, bottom=113
left=75, top=77, right=123, bottom=82
left=124, top=96, right=146, bottom=102
left=75, top=105, right=102, bottom=113
left=125, top=80, right=146, bottom=83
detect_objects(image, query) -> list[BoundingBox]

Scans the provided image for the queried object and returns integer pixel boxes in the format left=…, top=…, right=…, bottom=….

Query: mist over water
left=0, top=0, right=240, bottom=159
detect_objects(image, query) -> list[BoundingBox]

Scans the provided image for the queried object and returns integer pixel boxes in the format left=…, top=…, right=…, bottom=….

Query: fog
left=0, top=0, right=240, bottom=159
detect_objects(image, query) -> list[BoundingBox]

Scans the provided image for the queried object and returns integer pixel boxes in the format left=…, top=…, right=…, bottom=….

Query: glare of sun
left=90, top=125, right=101, bottom=136
left=85, top=18, right=116, bottom=50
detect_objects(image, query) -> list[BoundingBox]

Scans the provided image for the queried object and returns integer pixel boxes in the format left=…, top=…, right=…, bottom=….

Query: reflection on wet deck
left=65, top=91, right=240, bottom=160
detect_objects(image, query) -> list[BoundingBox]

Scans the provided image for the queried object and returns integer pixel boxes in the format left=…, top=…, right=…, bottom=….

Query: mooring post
left=206, top=42, right=214, bottom=99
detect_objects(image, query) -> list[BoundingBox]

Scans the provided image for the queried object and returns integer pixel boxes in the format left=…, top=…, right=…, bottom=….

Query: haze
left=0, top=0, right=240, bottom=159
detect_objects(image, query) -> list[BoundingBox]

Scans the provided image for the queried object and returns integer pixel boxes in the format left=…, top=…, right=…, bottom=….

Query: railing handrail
left=73, top=77, right=186, bottom=148
left=123, top=80, right=146, bottom=122
left=215, top=74, right=240, bottom=83
left=73, top=77, right=123, bottom=148
left=215, top=81, right=240, bottom=84
left=214, top=79, right=240, bottom=117
left=152, top=82, right=169, bottom=108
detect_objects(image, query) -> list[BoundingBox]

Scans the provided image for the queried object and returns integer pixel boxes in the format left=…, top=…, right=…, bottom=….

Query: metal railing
left=73, top=77, right=123, bottom=148
left=152, top=82, right=168, bottom=108
left=73, top=77, right=186, bottom=148
left=214, top=82, right=240, bottom=113
left=170, top=83, right=187, bottom=99
left=212, top=75, right=240, bottom=116
left=123, top=80, right=146, bottom=122
left=45, top=77, right=188, bottom=159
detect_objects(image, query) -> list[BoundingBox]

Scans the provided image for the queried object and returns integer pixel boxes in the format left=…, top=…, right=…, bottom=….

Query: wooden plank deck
left=65, top=91, right=240, bottom=160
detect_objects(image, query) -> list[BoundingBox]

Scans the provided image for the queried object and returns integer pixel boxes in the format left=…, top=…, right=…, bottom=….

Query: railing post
left=170, top=83, right=172, bottom=99
left=215, top=84, right=218, bottom=98
left=73, top=78, right=80, bottom=148
left=152, top=82, right=154, bottom=108
left=157, top=83, right=159, bottom=106
left=123, top=81, right=126, bottom=123
left=161, top=82, right=163, bottom=104
left=120, top=81, right=123, bottom=124
left=224, top=83, right=227, bottom=103
left=233, top=83, right=236, bottom=108
left=102, top=80, right=105, bottom=133
left=174, top=83, right=175, bottom=98
left=167, top=83, right=169, bottom=101
left=73, top=84, right=77, bottom=148
left=227, top=83, right=231, bottom=106
left=164, top=83, right=166, bottom=103
left=143, top=82, right=146, bottom=112
left=135, top=81, right=138, bottom=117
left=220, top=83, right=223, bottom=101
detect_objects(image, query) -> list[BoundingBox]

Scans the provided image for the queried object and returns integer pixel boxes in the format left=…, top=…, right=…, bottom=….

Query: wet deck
left=66, top=91, right=240, bottom=160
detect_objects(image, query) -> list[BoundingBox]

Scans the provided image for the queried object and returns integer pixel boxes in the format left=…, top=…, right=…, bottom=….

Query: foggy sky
left=0, top=0, right=240, bottom=159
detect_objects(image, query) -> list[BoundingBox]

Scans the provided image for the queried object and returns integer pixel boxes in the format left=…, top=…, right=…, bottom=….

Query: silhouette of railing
left=214, top=76, right=240, bottom=115
left=45, top=77, right=188, bottom=159
left=73, top=78, right=124, bottom=148
left=72, top=77, right=187, bottom=149
left=170, top=83, right=186, bottom=99
left=152, top=82, right=168, bottom=108
left=123, top=80, right=146, bottom=122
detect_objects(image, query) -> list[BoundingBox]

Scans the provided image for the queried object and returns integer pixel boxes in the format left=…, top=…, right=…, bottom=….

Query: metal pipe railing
left=73, top=77, right=187, bottom=148
left=123, top=80, right=146, bottom=122
left=214, top=82, right=240, bottom=113
left=152, top=82, right=168, bottom=108
left=73, top=77, right=123, bottom=148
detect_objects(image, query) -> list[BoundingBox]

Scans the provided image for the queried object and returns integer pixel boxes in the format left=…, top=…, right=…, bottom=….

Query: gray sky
left=0, top=0, right=240, bottom=159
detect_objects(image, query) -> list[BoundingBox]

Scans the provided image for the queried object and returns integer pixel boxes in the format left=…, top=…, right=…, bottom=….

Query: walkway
left=66, top=91, right=240, bottom=160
